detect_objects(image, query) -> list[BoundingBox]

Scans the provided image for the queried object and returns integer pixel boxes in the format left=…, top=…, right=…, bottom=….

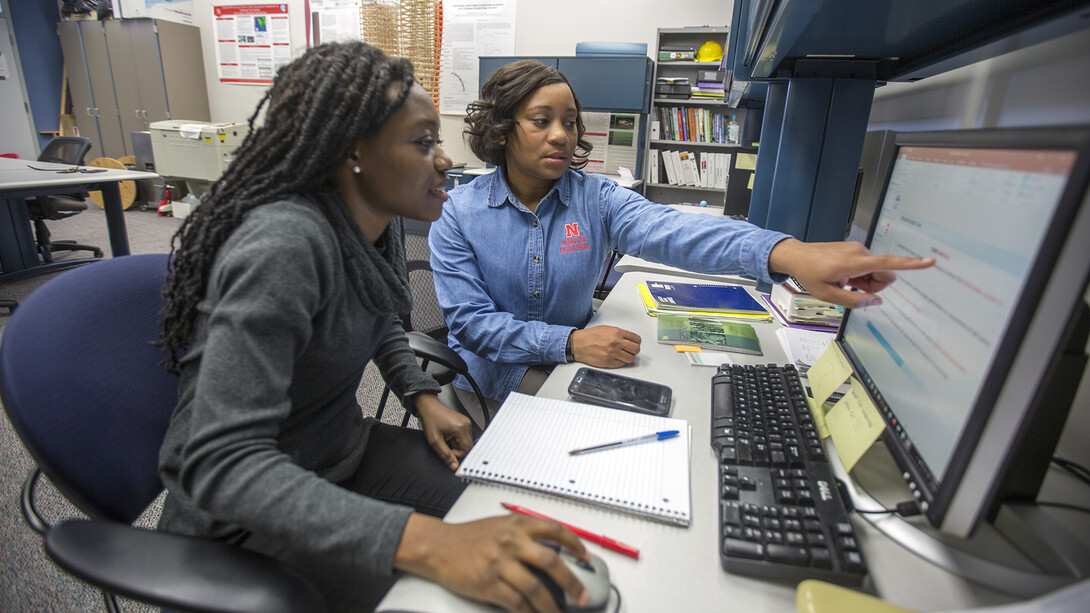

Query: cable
left=1052, top=457, right=1090, bottom=486
left=851, top=500, right=922, bottom=517
left=609, top=583, right=622, bottom=613
left=1036, top=501, right=1090, bottom=516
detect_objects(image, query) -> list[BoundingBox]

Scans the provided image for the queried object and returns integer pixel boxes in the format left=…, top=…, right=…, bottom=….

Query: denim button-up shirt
left=429, top=168, right=790, bottom=401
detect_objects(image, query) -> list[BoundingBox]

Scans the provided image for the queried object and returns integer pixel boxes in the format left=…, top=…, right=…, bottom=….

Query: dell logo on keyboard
left=818, top=480, right=834, bottom=501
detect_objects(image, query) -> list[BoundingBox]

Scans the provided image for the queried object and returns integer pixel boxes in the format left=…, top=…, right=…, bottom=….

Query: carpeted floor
left=0, top=203, right=410, bottom=612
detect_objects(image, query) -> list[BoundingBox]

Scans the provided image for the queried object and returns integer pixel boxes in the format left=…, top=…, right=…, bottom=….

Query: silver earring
left=353, top=166, right=361, bottom=175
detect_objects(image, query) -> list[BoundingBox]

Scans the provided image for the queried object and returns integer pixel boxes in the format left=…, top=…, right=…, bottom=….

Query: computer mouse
left=529, top=541, right=611, bottom=612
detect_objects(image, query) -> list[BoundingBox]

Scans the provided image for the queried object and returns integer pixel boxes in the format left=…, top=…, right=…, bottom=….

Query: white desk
left=0, top=158, right=157, bottom=279
left=377, top=271, right=1028, bottom=613
left=612, top=204, right=756, bottom=286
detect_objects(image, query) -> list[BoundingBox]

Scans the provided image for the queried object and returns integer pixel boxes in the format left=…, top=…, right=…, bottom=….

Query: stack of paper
left=774, top=327, right=835, bottom=373
left=771, top=279, right=843, bottom=327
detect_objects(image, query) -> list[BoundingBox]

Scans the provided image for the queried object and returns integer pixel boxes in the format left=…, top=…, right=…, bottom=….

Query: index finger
left=866, top=254, right=935, bottom=272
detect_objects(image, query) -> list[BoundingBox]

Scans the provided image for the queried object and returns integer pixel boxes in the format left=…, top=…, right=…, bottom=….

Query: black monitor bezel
left=836, top=126, right=1090, bottom=531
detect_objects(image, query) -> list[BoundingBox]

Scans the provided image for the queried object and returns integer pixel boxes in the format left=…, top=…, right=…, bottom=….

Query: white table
left=0, top=158, right=157, bottom=279
left=377, top=271, right=1033, bottom=613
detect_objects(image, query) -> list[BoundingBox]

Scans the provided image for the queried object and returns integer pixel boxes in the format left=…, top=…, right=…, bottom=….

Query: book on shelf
left=770, top=279, right=844, bottom=327
left=661, top=150, right=679, bottom=185
left=678, top=151, right=698, bottom=186
left=645, top=280, right=768, bottom=315
left=690, top=86, right=725, bottom=98
left=698, top=69, right=727, bottom=83
left=636, top=283, right=771, bottom=321
left=657, top=315, right=762, bottom=355
left=456, top=393, right=692, bottom=526
left=649, top=149, right=660, bottom=184
left=659, top=50, right=696, bottom=61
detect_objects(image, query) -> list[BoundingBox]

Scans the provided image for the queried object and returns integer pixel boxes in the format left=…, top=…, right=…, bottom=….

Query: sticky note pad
left=806, top=343, right=853, bottom=407
left=825, top=377, right=885, bottom=472
left=805, top=392, right=830, bottom=440
left=736, top=153, right=758, bottom=171
left=674, top=345, right=701, bottom=353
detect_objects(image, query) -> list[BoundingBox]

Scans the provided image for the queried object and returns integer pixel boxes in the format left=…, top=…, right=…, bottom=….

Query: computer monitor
left=837, top=127, right=1090, bottom=539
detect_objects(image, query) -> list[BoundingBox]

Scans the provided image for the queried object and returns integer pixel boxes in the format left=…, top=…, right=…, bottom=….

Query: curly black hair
left=463, top=60, right=592, bottom=168
left=157, top=41, right=416, bottom=373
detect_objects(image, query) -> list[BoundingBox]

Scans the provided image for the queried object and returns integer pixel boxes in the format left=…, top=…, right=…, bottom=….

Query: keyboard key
left=724, top=539, right=764, bottom=560
left=810, top=547, right=833, bottom=569
left=767, top=544, right=809, bottom=566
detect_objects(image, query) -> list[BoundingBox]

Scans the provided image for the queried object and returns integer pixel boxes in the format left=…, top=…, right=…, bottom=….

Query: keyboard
left=711, top=363, right=867, bottom=586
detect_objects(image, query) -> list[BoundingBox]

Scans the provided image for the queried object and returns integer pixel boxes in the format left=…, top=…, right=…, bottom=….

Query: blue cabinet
left=479, top=56, right=652, bottom=113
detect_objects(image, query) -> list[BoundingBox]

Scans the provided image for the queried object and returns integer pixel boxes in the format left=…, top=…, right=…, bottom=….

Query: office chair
left=0, top=254, right=326, bottom=613
left=375, top=222, right=492, bottom=432
left=29, top=136, right=104, bottom=263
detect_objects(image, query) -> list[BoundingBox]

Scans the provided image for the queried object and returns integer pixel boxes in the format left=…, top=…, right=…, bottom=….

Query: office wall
left=190, top=0, right=733, bottom=166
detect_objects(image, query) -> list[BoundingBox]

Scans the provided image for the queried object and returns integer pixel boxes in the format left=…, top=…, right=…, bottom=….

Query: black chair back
left=37, top=136, right=93, bottom=166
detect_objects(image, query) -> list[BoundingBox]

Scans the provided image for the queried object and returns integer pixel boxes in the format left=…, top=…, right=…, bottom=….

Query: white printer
left=149, top=120, right=247, bottom=182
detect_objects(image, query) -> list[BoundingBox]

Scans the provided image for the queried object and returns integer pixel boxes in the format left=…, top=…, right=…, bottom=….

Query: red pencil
left=501, top=502, right=640, bottom=559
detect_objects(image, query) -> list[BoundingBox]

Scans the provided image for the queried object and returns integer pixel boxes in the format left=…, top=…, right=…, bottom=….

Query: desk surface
left=0, top=157, right=157, bottom=279
left=0, top=157, right=154, bottom=188
left=377, top=271, right=1022, bottom=613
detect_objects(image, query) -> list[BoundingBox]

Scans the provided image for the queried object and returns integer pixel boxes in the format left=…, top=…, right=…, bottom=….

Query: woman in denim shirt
left=430, top=60, right=932, bottom=416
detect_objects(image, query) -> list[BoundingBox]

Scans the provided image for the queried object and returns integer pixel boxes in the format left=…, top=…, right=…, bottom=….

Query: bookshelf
left=645, top=26, right=743, bottom=206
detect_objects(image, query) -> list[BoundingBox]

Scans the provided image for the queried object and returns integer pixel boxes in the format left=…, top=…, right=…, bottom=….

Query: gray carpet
left=0, top=203, right=410, bottom=612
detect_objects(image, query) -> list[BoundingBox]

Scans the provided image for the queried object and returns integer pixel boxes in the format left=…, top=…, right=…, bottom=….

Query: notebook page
left=457, top=393, right=691, bottom=526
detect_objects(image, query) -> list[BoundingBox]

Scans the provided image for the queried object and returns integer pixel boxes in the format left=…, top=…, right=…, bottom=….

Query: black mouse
left=528, top=541, right=611, bottom=612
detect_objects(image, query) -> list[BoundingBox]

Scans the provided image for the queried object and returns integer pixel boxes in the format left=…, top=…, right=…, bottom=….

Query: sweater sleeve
left=171, top=209, right=412, bottom=577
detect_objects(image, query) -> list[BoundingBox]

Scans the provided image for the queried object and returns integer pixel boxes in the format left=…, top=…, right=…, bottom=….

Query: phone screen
left=568, top=368, right=672, bottom=416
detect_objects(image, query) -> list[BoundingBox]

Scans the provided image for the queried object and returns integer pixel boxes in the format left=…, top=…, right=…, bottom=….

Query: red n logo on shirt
left=564, top=223, right=581, bottom=237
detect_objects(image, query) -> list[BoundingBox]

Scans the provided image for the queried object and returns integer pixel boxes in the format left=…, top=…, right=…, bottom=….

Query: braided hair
left=158, top=42, right=415, bottom=372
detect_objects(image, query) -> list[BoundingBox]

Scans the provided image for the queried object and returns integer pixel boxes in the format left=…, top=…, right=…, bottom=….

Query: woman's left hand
left=414, top=394, right=474, bottom=470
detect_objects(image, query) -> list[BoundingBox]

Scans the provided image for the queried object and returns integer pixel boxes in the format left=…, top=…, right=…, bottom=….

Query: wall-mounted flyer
left=212, top=3, right=292, bottom=85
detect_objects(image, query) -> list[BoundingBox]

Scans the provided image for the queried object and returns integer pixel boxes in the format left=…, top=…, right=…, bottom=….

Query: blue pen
left=568, top=430, right=680, bottom=456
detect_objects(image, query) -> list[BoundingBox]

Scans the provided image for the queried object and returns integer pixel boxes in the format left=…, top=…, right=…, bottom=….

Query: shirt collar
left=486, top=167, right=574, bottom=210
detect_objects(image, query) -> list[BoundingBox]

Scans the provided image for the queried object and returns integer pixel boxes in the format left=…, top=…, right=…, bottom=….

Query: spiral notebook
left=456, top=393, right=691, bottom=526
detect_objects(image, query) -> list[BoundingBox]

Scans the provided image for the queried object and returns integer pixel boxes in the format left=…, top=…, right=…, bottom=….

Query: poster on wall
left=582, top=111, right=640, bottom=177
left=438, top=0, right=516, bottom=115
left=307, top=0, right=362, bottom=47
left=212, top=3, right=292, bottom=85
left=117, top=0, right=195, bottom=25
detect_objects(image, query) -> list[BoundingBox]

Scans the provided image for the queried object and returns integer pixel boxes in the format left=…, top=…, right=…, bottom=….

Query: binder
left=457, top=393, right=692, bottom=526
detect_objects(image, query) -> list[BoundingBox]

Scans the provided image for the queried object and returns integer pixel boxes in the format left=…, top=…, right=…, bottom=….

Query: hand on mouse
left=394, top=513, right=591, bottom=613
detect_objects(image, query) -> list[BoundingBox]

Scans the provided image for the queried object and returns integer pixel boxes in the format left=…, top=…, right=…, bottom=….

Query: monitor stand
left=843, top=441, right=1090, bottom=599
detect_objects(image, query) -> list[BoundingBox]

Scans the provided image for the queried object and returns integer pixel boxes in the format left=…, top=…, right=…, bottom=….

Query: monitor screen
left=838, top=127, right=1090, bottom=537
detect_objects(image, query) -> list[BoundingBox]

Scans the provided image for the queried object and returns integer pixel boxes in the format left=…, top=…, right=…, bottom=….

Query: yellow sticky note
left=747, top=173, right=754, bottom=190
left=674, top=345, right=701, bottom=353
left=806, top=343, right=852, bottom=407
left=825, top=377, right=885, bottom=472
left=805, top=392, right=830, bottom=440
left=736, top=153, right=758, bottom=171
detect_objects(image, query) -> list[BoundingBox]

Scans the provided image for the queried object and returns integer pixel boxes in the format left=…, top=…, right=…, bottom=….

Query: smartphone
left=567, top=367, right=672, bottom=416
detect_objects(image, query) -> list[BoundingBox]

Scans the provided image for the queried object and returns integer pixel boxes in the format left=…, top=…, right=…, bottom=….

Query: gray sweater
left=158, top=195, right=440, bottom=578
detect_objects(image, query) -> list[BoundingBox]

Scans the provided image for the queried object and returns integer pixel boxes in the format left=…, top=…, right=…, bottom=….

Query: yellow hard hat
left=697, top=40, right=723, bottom=62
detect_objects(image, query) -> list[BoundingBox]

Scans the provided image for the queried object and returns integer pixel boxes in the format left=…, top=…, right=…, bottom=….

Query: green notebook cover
left=657, top=315, right=763, bottom=355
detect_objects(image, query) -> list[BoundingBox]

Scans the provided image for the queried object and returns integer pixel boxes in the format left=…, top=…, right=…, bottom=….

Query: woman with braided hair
left=156, top=42, right=592, bottom=613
